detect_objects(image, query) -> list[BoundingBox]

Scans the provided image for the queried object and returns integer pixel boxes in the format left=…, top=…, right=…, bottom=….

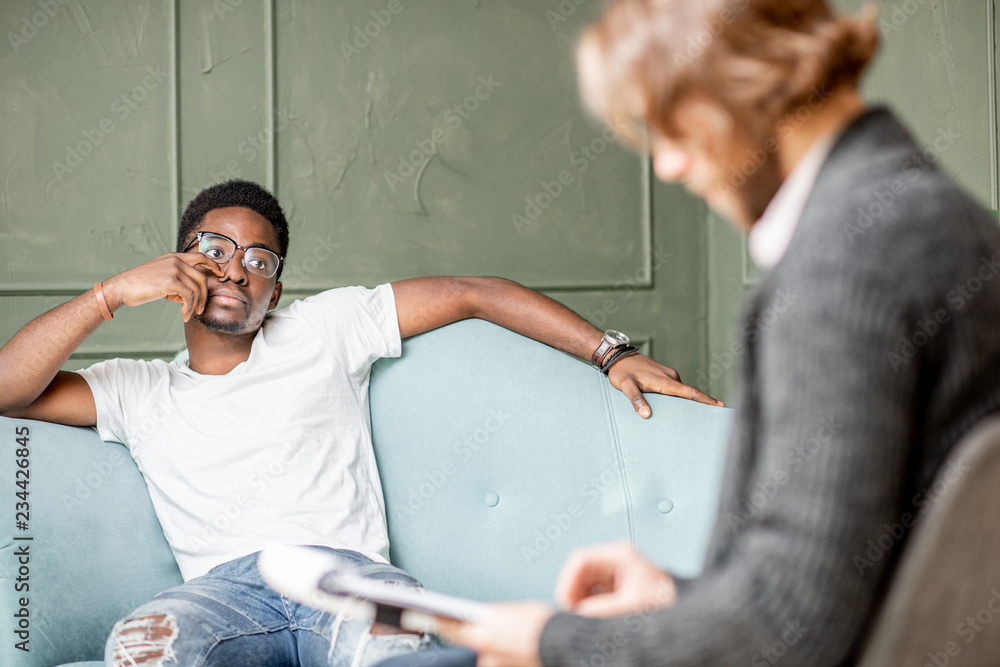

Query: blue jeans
left=104, top=548, right=439, bottom=667
left=375, top=647, right=477, bottom=667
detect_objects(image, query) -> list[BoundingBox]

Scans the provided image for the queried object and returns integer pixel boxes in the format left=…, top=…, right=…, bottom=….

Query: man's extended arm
left=0, top=289, right=105, bottom=424
left=391, top=276, right=721, bottom=413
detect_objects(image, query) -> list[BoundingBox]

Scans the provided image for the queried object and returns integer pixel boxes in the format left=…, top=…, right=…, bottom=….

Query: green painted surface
left=0, top=0, right=994, bottom=399
left=0, top=0, right=710, bottom=388
left=272, top=0, right=650, bottom=291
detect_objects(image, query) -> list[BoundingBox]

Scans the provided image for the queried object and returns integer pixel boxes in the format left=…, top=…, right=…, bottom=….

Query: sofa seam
left=600, top=379, right=636, bottom=543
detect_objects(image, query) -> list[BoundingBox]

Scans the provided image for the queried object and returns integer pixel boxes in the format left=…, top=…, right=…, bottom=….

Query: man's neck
left=777, top=85, right=867, bottom=179
left=183, top=325, right=258, bottom=375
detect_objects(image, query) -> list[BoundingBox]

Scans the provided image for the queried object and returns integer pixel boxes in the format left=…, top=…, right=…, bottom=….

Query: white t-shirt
left=77, top=284, right=401, bottom=581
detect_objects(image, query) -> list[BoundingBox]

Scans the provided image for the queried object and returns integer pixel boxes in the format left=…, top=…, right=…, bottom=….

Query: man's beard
left=734, top=155, right=784, bottom=227
left=715, top=126, right=787, bottom=229
left=192, top=309, right=257, bottom=335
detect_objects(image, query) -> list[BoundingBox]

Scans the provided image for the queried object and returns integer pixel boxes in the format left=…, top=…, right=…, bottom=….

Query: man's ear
left=269, top=281, right=283, bottom=310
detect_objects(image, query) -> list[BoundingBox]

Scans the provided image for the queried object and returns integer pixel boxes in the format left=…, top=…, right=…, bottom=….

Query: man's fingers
left=178, top=263, right=211, bottom=315
left=171, top=273, right=204, bottom=322
left=637, top=373, right=725, bottom=408
left=608, top=356, right=725, bottom=409
left=674, top=381, right=724, bottom=407
left=622, top=379, right=651, bottom=419
left=181, top=252, right=225, bottom=277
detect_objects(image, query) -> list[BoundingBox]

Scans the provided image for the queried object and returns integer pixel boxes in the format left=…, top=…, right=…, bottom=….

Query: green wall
left=0, top=0, right=709, bottom=385
left=1, top=0, right=994, bottom=404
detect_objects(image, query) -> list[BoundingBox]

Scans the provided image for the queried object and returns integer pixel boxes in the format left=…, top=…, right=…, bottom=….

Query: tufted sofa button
left=657, top=499, right=674, bottom=514
left=485, top=492, right=500, bottom=507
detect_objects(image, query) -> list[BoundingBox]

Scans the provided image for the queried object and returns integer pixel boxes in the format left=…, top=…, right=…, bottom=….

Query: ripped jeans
left=104, top=548, right=438, bottom=667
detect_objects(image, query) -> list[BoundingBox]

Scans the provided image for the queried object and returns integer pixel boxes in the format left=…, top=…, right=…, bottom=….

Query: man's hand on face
left=102, top=252, right=225, bottom=322
left=607, top=354, right=724, bottom=416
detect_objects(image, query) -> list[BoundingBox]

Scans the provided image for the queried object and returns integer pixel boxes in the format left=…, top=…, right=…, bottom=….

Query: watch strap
left=600, top=345, right=638, bottom=375
left=591, top=338, right=615, bottom=367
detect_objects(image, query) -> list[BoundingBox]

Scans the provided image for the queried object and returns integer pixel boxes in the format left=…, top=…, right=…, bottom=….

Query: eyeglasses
left=184, top=231, right=284, bottom=279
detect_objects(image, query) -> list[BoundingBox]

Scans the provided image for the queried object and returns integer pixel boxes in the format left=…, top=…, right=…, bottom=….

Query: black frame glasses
left=184, top=231, right=284, bottom=279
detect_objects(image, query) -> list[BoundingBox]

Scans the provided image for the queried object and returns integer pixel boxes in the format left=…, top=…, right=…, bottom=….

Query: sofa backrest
left=370, top=319, right=732, bottom=602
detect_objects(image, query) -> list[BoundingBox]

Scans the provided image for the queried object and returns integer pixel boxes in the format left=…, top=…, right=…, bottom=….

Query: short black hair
left=177, top=180, right=290, bottom=279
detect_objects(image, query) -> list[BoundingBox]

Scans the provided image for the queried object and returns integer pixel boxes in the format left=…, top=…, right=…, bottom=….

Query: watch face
left=604, top=330, right=629, bottom=345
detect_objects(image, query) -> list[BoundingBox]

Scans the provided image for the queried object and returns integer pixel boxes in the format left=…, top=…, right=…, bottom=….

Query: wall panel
left=1, top=0, right=175, bottom=291
left=0, top=0, right=181, bottom=359
left=273, top=0, right=650, bottom=292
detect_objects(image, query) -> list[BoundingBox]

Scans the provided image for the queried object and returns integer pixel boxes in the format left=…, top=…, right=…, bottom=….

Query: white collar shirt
left=748, top=131, right=839, bottom=270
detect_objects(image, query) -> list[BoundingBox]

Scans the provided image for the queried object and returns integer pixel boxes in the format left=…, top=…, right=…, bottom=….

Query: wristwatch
left=591, top=330, right=630, bottom=369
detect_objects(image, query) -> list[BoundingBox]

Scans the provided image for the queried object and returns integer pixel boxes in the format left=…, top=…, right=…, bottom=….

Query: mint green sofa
left=0, top=320, right=731, bottom=667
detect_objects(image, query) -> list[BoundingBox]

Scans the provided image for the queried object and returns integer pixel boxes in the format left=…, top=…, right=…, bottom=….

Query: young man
left=436, top=1, right=1000, bottom=666
left=0, top=179, right=719, bottom=666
